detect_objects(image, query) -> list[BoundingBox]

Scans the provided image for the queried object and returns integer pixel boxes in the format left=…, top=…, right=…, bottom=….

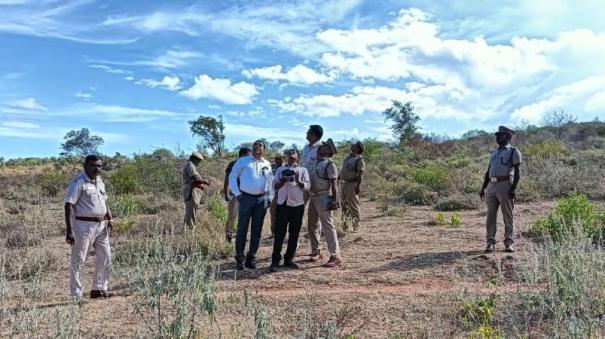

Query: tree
left=269, top=140, right=285, bottom=151
left=188, top=115, right=226, bottom=157
left=542, top=110, right=576, bottom=138
left=60, top=128, right=104, bottom=156
left=383, top=100, right=420, bottom=144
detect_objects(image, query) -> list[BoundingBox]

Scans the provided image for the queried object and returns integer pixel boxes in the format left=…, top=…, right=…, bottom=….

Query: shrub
left=458, top=294, right=503, bottom=339
left=526, top=139, right=567, bottom=159
left=412, top=164, right=450, bottom=191
left=109, top=193, right=141, bottom=217
left=435, top=195, right=478, bottom=211
left=531, top=194, right=604, bottom=241
left=450, top=212, right=462, bottom=227
left=394, top=182, right=437, bottom=206
left=108, top=163, right=139, bottom=195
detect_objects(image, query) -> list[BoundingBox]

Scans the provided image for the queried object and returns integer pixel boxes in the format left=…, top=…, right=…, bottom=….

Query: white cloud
left=75, top=91, right=93, bottom=100
left=180, top=75, right=258, bottom=105
left=243, top=64, right=332, bottom=85
left=89, top=64, right=132, bottom=75
left=136, top=75, right=181, bottom=91
left=1, top=121, right=40, bottom=129
left=135, top=49, right=202, bottom=69
left=8, top=97, right=47, bottom=111
left=77, top=103, right=182, bottom=122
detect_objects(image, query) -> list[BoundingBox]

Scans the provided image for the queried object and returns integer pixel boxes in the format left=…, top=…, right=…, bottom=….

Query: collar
left=81, top=171, right=95, bottom=182
left=497, top=144, right=511, bottom=150
left=308, top=140, right=322, bottom=148
left=286, top=163, right=299, bottom=168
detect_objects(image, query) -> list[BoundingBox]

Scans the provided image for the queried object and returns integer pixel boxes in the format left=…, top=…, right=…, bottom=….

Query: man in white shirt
left=64, top=155, right=115, bottom=299
left=229, top=140, right=274, bottom=270
left=302, top=124, right=323, bottom=172
left=270, top=149, right=310, bottom=272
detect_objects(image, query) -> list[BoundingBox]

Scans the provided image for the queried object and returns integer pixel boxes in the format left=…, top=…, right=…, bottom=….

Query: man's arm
left=223, top=171, right=230, bottom=201
left=105, top=206, right=114, bottom=234
left=510, top=165, right=521, bottom=199
left=480, top=168, right=490, bottom=200
left=64, top=203, right=75, bottom=245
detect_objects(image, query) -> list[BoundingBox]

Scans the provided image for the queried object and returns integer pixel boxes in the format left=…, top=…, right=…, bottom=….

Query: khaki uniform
left=182, top=161, right=204, bottom=227
left=340, top=154, right=365, bottom=229
left=485, top=145, right=522, bottom=246
left=308, top=158, right=340, bottom=257
left=65, top=172, right=111, bottom=297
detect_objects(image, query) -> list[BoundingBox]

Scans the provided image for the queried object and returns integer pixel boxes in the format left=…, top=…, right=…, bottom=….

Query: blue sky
left=1, top=0, right=604, bottom=158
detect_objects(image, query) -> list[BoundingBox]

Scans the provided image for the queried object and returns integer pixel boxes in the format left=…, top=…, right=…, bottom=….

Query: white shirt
left=273, top=164, right=310, bottom=207
left=64, top=172, right=108, bottom=218
left=229, top=155, right=274, bottom=197
left=302, top=140, right=322, bottom=170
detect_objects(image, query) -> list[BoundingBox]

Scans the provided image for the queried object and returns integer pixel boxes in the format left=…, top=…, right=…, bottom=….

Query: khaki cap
left=191, top=151, right=204, bottom=160
left=274, top=151, right=284, bottom=158
left=323, top=138, right=337, bottom=155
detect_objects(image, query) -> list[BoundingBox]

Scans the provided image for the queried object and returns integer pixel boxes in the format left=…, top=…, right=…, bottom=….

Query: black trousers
left=271, top=204, right=304, bottom=265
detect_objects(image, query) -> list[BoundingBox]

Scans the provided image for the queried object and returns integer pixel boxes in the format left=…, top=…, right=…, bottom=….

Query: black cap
left=495, top=126, right=514, bottom=136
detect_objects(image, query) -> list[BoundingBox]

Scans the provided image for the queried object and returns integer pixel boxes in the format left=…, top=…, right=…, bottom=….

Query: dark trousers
left=235, top=192, right=267, bottom=264
left=271, top=204, right=304, bottom=265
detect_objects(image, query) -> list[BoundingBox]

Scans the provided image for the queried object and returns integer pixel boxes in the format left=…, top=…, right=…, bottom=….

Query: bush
left=531, top=194, right=604, bottom=241
left=394, top=182, right=437, bottom=206
left=526, top=139, right=567, bottom=159
left=109, top=163, right=139, bottom=195
left=109, top=193, right=141, bottom=217
left=435, top=194, right=478, bottom=211
left=412, top=164, right=450, bottom=192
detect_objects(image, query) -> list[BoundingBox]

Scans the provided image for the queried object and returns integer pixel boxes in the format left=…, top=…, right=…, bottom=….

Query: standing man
left=64, top=155, right=114, bottom=299
left=302, top=125, right=323, bottom=173
left=229, top=140, right=274, bottom=270
left=480, top=126, right=522, bottom=253
left=182, top=151, right=210, bottom=227
left=308, top=139, right=342, bottom=267
left=269, top=151, right=284, bottom=238
left=270, top=149, right=310, bottom=272
left=223, top=147, right=251, bottom=243
left=340, top=141, right=365, bottom=231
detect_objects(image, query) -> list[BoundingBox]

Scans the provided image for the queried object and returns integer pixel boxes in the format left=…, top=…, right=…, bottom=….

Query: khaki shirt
left=488, top=145, right=522, bottom=178
left=340, top=154, right=365, bottom=181
left=182, top=160, right=203, bottom=202
left=310, top=158, right=338, bottom=194
left=64, top=172, right=108, bottom=218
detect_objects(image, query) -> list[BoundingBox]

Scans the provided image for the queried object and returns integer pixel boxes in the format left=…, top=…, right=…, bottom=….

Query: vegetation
left=60, top=128, right=104, bottom=156
left=188, top=115, right=226, bottom=157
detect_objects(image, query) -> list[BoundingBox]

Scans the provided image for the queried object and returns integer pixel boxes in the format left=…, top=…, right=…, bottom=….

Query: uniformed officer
left=64, top=155, right=114, bottom=299
left=269, top=151, right=284, bottom=237
left=340, top=141, right=365, bottom=231
left=302, top=125, right=323, bottom=204
left=182, top=151, right=210, bottom=227
left=308, top=138, right=342, bottom=267
left=480, top=126, right=522, bottom=253
left=223, top=147, right=251, bottom=242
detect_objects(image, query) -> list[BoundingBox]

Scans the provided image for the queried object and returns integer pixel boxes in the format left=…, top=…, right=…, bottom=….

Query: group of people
left=63, top=124, right=521, bottom=299
left=218, top=125, right=366, bottom=271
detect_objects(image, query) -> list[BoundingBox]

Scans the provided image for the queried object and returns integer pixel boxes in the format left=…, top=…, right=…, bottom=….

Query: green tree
left=60, top=128, right=104, bottom=156
left=383, top=100, right=420, bottom=145
left=188, top=115, right=226, bottom=157
left=269, top=140, right=285, bottom=152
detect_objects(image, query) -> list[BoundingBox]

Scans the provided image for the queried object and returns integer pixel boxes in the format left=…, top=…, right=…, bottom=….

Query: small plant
left=450, top=212, right=462, bottom=227
left=458, top=294, right=503, bottom=339
left=114, top=219, right=135, bottom=233
left=437, top=212, right=447, bottom=225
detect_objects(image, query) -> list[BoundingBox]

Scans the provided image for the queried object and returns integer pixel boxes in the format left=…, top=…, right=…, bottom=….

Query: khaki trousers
left=184, top=199, right=198, bottom=227
left=308, top=195, right=340, bottom=257
left=225, top=197, right=239, bottom=237
left=485, top=181, right=515, bottom=246
left=70, top=220, right=111, bottom=297
left=341, top=182, right=361, bottom=229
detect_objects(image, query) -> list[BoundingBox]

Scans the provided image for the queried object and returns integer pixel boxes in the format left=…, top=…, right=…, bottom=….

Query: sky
left=1, top=0, right=604, bottom=158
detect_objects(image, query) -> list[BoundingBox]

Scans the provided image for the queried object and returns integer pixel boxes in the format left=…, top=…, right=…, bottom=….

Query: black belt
left=343, top=179, right=357, bottom=183
left=75, top=216, right=107, bottom=222
left=241, top=191, right=265, bottom=198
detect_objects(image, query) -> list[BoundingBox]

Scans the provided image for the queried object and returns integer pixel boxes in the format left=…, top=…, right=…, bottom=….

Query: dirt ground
left=2, top=198, right=554, bottom=338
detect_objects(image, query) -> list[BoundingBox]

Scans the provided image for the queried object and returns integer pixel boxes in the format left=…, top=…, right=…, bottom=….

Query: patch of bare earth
left=3, top=199, right=554, bottom=337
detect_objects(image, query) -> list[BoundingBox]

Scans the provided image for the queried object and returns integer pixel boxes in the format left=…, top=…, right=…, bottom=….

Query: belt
left=241, top=191, right=265, bottom=198
left=343, top=179, right=357, bottom=184
left=310, top=190, right=329, bottom=197
left=75, top=216, right=107, bottom=222
left=490, top=176, right=511, bottom=183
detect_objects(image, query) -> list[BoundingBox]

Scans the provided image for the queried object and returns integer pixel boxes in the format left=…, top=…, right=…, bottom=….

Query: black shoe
left=245, top=261, right=257, bottom=269
left=269, top=263, right=280, bottom=272
left=283, top=261, right=299, bottom=269
left=90, top=290, right=114, bottom=299
left=236, top=262, right=245, bottom=271
left=504, top=245, right=515, bottom=253
left=484, top=244, right=495, bottom=253
left=226, top=235, right=232, bottom=243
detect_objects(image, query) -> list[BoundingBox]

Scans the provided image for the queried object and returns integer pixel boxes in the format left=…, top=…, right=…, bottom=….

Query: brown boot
left=322, top=256, right=342, bottom=268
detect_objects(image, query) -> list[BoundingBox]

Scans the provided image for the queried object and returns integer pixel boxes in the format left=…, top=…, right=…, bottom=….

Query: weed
left=459, top=294, right=503, bottom=339
left=450, top=212, right=463, bottom=227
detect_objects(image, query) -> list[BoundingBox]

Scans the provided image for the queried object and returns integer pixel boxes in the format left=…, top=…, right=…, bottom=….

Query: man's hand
left=107, top=220, right=115, bottom=235
left=294, top=171, right=301, bottom=184
left=355, top=185, right=360, bottom=195
left=236, top=194, right=242, bottom=202
left=479, top=189, right=485, bottom=201
left=224, top=194, right=230, bottom=202
left=508, top=188, right=516, bottom=200
left=66, top=229, right=74, bottom=245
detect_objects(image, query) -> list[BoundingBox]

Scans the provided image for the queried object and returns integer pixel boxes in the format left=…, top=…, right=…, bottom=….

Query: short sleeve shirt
left=64, top=172, right=108, bottom=218
left=488, top=145, right=522, bottom=177
left=340, top=154, right=365, bottom=181
left=310, top=158, right=338, bottom=193
left=182, top=160, right=201, bottom=184
left=302, top=141, right=322, bottom=170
